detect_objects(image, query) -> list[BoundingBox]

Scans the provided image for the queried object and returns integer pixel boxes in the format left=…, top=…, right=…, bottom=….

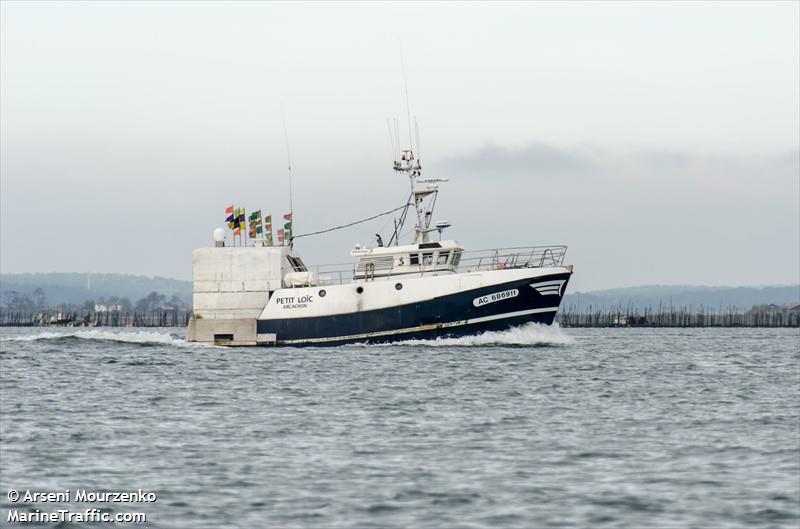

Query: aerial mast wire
left=414, top=116, right=421, bottom=163
left=387, top=118, right=397, bottom=161
left=399, top=40, right=413, bottom=150
left=281, top=105, right=294, bottom=246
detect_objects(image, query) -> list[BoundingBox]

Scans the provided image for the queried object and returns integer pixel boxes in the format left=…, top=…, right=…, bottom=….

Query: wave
left=367, top=322, right=574, bottom=348
left=0, top=329, right=208, bottom=348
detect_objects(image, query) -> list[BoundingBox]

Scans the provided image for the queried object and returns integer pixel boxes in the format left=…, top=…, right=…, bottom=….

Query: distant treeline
left=562, top=285, right=800, bottom=311
left=0, top=273, right=191, bottom=306
left=558, top=304, right=800, bottom=327
left=1, top=290, right=188, bottom=314
left=0, top=290, right=192, bottom=328
left=0, top=309, right=191, bottom=328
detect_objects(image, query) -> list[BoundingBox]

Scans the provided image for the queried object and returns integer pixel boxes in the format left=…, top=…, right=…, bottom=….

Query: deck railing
left=456, top=245, right=568, bottom=273
left=311, top=262, right=358, bottom=286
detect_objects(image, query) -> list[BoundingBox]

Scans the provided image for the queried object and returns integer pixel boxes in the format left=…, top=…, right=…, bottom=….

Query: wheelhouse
left=352, top=240, right=463, bottom=280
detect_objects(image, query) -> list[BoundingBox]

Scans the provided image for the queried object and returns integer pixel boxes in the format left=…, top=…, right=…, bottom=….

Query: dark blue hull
left=257, top=272, right=571, bottom=346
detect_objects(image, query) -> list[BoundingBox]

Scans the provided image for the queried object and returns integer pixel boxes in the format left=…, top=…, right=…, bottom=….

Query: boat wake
left=2, top=324, right=573, bottom=349
left=377, top=323, right=574, bottom=348
left=0, top=329, right=207, bottom=348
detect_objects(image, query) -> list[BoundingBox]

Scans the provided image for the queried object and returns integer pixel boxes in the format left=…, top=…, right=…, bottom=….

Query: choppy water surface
left=1, top=325, right=798, bottom=528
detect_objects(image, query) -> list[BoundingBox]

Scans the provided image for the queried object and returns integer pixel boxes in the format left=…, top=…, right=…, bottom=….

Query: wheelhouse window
left=422, top=252, right=433, bottom=265
left=451, top=250, right=462, bottom=267
left=288, top=256, right=307, bottom=272
left=409, top=253, right=420, bottom=265
left=437, top=251, right=450, bottom=265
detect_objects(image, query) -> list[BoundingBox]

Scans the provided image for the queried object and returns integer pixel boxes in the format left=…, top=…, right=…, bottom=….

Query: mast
left=281, top=106, right=293, bottom=246
left=389, top=54, right=448, bottom=245
left=392, top=148, right=440, bottom=244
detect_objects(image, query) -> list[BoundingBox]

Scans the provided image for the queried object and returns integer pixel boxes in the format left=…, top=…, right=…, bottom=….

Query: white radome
left=213, top=228, right=226, bottom=243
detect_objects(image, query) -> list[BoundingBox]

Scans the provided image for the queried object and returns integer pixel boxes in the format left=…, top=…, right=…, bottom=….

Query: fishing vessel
left=187, top=143, right=573, bottom=346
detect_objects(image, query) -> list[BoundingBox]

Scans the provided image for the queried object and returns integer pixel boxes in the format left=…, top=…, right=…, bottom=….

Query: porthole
left=319, top=289, right=327, bottom=297
left=356, top=286, right=364, bottom=294
left=395, top=283, right=403, bottom=290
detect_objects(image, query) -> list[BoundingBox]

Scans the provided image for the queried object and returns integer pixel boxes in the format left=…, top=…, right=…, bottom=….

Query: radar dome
left=213, top=228, right=225, bottom=245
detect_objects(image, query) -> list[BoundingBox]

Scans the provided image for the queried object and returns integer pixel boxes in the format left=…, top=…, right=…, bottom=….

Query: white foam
left=0, top=329, right=210, bottom=348
left=360, top=322, right=574, bottom=347
left=2, top=323, right=572, bottom=349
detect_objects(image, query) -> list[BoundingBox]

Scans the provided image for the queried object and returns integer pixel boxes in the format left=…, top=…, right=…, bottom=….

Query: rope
left=291, top=198, right=411, bottom=240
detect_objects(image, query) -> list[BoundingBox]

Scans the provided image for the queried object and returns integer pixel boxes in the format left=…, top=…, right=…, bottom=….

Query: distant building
left=749, top=304, right=781, bottom=313
left=94, top=304, right=122, bottom=313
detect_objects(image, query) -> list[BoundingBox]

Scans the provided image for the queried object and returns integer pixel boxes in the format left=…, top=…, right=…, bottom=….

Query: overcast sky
left=1, top=1, right=798, bottom=292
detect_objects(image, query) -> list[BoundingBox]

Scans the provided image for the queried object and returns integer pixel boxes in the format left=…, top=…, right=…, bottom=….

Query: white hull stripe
left=530, top=279, right=566, bottom=296
left=276, top=306, right=559, bottom=344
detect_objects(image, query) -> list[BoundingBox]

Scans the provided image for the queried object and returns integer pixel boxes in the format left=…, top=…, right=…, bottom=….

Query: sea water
left=1, top=325, right=798, bottom=528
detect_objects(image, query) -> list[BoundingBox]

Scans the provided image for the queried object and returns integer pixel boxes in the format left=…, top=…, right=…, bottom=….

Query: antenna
left=386, top=118, right=397, bottom=162
left=394, top=118, right=401, bottom=159
left=414, top=116, right=421, bottom=163
left=388, top=47, right=444, bottom=245
left=281, top=105, right=293, bottom=238
left=399, top=40, right=413, bottom=150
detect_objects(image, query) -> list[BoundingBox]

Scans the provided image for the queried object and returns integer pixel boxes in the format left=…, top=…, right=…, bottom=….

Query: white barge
left=187, top=147, right=573, bottom=346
